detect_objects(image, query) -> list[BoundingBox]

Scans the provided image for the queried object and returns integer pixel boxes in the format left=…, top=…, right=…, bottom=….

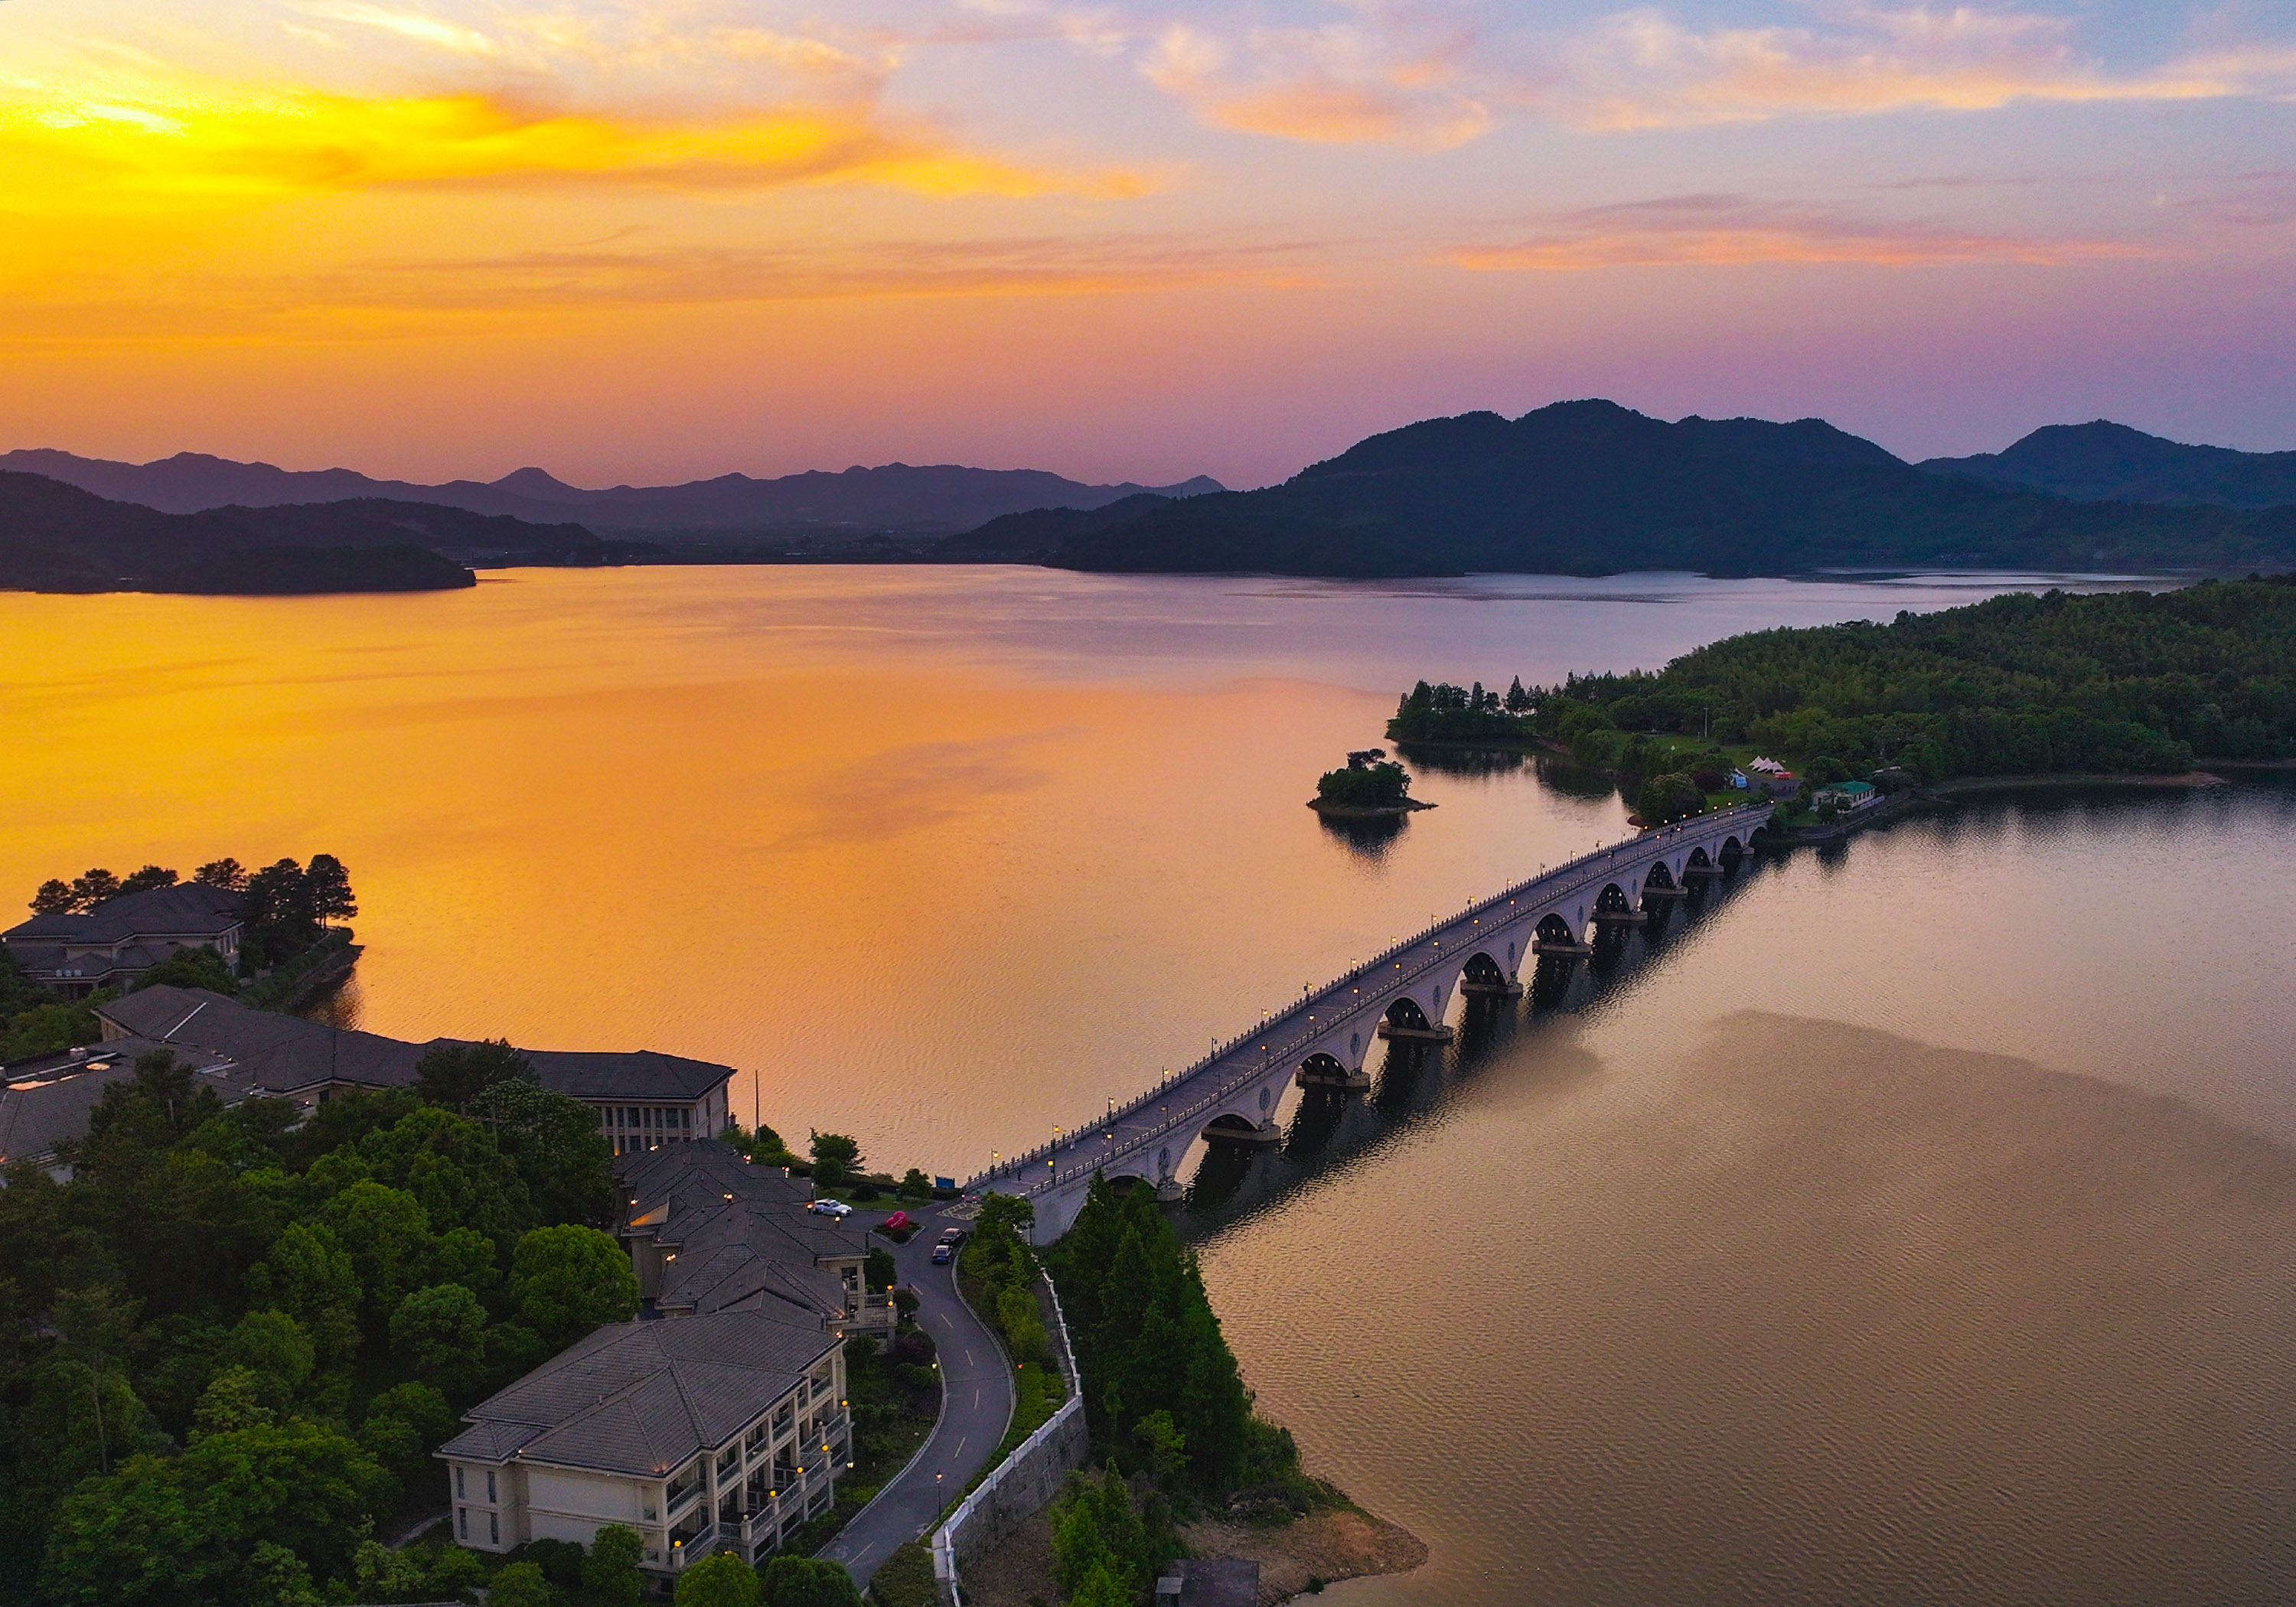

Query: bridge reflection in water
left=967, top=803, right=1774, bottom=1236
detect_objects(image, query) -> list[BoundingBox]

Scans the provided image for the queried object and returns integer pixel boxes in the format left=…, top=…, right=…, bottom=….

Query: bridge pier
left=1641, top=883, right=1688, bottom=901
left=1682, top=862, right=1723, bottom=880
left=1592, top=908, right=1648, bottom=926
left=1208, top=1120, right=1283, bottom=1149
left=1458, top=979, right=1524, bottom=998
left=1533, top=938, right=1593, bottom=958
left=1376, top=1020, right=1456, bottom=1043
left=1296, top=1063, right=1373, bottom=1091
left=1154, top=1178, right=1185, bottom=1203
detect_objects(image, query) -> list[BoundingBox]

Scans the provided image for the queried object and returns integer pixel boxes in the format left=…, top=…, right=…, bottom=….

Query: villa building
left=0, top=882, right=244, bottom=996
left=435, top=1142, right=890, bottom=1579
left=615, top=1141, right=896, bottom=1338
left=436, top=1309, right=850, bottom=1576
left=0, top=986, right=732, bottom=1171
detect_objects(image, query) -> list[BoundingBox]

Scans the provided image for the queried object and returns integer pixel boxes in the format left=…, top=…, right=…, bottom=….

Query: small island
left=1309, top=748, right=1435, bottom=817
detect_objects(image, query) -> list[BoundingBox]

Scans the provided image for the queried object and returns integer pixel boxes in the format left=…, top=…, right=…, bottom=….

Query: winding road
left=819, top=1203, right=1016, bottom=1591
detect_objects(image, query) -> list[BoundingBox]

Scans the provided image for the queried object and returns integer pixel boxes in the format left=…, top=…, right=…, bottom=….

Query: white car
left=807, top=1198, right=854, bottom=1217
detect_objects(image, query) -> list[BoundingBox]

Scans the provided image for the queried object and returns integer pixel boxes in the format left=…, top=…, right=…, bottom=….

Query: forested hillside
left=1394, top=576, right=2296, bottom=780
left=0, top=1042, right=628, bottom=1604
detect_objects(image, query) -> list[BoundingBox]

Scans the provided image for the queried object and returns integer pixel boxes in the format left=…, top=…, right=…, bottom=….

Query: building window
left=486, top=1469, right=497, bottom=1504
left=455, top=1466, right=465, bottom=1499
left=457, top=1508, right=468, bottom=1540
left=489, top=1512, right=499, bottom=1547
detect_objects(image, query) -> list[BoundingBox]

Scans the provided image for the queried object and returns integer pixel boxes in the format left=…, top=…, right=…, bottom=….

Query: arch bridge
left=964, top=803, right=1772, bottom=1236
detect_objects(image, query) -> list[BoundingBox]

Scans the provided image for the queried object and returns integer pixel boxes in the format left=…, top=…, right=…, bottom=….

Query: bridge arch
left=1461, top=951, right=1508, bottom=987
left=1201, top=1111, right=1279, bottom=1149
left=1384, top=996, right=1432, bottom=1031
left=1296, top=1051, right=1367, bottom=1092
left=1645, top=861, right=1678, bottom=891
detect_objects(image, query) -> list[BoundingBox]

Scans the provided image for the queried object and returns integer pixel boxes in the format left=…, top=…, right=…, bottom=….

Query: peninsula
left=1381, top=573, right=2295, bottom=830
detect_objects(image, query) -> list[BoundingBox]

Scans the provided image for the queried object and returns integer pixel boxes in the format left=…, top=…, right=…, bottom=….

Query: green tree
left=304, top=853, right=357, bottom=924
left=674, top=1550, right=762, bottom=1607
left=69, top=869, right=123, bottom=909
left=192, top=1367, right=277, bottom=1436
left=510, top=1224, right=638, bottom=1347
left=758, top=1555, right=865, bottom=1607
left=467, top=1074, right=617, bottom=1225
left=807, top=1132, right=862, bottom=1190
left=135, top=944, right=240, bottom=996
left=1068, top=1561, right=1130, bottom=1607
left=581, top=1524, right=646, bottom=1607
left=194, top=858, right=247, bottom=891
left=319, top=1180, right=438, bottom=1325
left=413, top=1038, right=538, bottom=1113
left=1135, top=1410, right=1187, bottom=1484
left=244, top=1222, right=363, bottom=1362
left=117, top=865, right=180, bottom=896
left=29, top=877, right=77, bottom=914
left=217, top=1308, right=316, bottom=1403
left=177, top=1419, right=394, bottom=1585
left=487, top=1560, right=557, bottom=1607
left=899, top=1168, right=931, bottom=1201
left=390, top=1282, right=489, bottom=1380
left=38, top=1456, right=218, bottom=1606
left=1633, top=772, right=1704, bottom=825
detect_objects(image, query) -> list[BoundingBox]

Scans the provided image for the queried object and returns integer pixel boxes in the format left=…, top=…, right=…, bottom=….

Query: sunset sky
left=4, top=0, right=2292, bottom=488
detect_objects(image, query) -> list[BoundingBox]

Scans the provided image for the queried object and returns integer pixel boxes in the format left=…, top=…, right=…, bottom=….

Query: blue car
left=931, top=1241, right=954, bottom=1265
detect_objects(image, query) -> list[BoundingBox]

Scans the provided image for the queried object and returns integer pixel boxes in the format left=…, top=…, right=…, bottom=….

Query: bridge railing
left=961, top=806, right=1771, bottom=1193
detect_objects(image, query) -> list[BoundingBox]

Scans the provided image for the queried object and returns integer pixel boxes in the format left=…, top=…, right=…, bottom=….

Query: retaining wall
left=931, top=1276, right=1089, bottom=1605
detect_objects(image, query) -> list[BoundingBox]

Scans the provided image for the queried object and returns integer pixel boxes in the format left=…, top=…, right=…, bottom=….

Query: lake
left=6, top=564, right=2291, bottom=1603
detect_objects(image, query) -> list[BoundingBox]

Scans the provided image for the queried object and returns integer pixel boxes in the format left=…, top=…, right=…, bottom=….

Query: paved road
left=820, top=1203, right=1016, bottom=1590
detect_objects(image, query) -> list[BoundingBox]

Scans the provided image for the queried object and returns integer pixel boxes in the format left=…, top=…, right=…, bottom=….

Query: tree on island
left=1316, top=760, right=1413, bottom=810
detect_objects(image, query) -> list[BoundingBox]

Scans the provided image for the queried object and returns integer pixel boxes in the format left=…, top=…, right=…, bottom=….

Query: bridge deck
left=965, top=804, right=1769, bottom=1204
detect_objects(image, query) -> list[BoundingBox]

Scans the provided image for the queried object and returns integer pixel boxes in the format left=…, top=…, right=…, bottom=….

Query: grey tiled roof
left=618, top=1142, right=863, bottom=1322
left=4, top=882, right=242, bottom=946
left=95, top=987, right=733, bottom=1105
left=0, top=1038, right=248, bottom=1164
left=439, top=1310, right=836, bottom=1477
left=528, top=1050, right=732, bottom=1101
left=98, top=986, right=425, bottom=1094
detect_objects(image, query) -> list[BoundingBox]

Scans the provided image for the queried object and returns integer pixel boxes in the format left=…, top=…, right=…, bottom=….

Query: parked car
left=931, top=1242, right=955, bottom=1265
left=808, top=1198, right=854, bottom=1217
left=937, top=1227, right=966, bottom=1245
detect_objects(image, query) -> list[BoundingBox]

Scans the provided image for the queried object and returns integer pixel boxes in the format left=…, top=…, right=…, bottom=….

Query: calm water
left=6, top=565, right=2292, bottom=1603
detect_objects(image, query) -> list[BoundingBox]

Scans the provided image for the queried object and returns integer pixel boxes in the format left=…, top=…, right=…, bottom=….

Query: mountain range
left=0, top=449, right=1224, bottom=536
left=1021, top=403, right=2296, bottom=578
left=0, top=474, right=615, bottom=593
left=1919, top=421, right=2296, bottom=509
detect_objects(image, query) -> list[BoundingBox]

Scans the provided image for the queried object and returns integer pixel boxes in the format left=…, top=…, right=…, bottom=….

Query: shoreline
left=953, top=1482, right=1428, bottom=1607
left=1307, top=797, right=1437, bottom=817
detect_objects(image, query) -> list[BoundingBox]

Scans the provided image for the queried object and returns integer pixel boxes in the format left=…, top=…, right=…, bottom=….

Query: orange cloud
left=1449, top=194, right=2148, bottom=269
left=0, top=86, right=1095, bottom=204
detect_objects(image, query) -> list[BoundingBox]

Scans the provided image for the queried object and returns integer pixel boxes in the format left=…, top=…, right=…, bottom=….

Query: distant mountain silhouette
left=1920, top=421, right=2296, bottom=510
left=0, top=472, right=598, bottom=592
left=1039, top=400, right=2296, bottom=578
left=932, top=493, right=1177, bottom=560
left=0, top=448, right=1225, bottom=535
